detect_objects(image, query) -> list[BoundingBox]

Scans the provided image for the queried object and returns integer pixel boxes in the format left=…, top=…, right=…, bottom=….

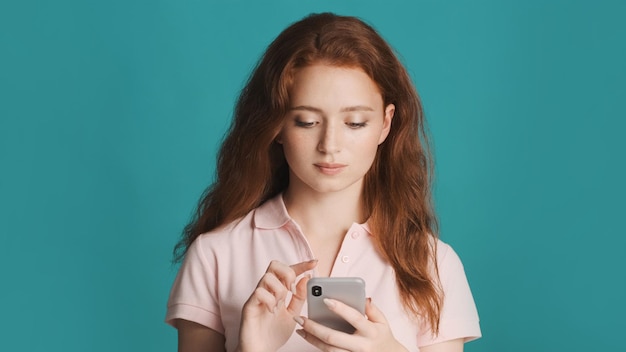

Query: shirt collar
left=253, top=194, right=292, bottom=229
left=253, top=193, right=372, bottom=236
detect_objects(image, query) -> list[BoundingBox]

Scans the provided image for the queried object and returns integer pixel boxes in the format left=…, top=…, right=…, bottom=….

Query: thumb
left=365, top=297, right=388, bottom=324
left=286, top=275, right=310, bottom=316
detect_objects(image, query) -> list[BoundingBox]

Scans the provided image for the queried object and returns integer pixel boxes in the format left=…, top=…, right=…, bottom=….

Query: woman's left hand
left=295, top=297, right=409, bottom=352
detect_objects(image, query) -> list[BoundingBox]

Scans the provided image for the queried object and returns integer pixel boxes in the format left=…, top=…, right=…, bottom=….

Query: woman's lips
left=314, top=163, right=346, bottom=175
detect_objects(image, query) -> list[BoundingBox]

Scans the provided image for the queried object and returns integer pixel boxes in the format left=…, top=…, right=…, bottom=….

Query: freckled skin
left=279, top=64, right=395, bottom=196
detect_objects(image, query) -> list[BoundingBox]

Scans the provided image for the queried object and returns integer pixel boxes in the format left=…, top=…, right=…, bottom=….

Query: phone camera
left=311, top=285, right=322, bottom=297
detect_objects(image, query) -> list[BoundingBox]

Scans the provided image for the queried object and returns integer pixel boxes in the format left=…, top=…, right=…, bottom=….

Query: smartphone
left=306, top=277, right=366, bottom=334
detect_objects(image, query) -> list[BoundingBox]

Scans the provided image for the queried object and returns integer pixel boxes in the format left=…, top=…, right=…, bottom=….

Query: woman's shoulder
left=193, top=194, right=288, bottom=249
left=434, top=238, right=453, bottom=260
left=194, top=211, right=255, bottom=248
left=433, top=238, right=471, bottom=280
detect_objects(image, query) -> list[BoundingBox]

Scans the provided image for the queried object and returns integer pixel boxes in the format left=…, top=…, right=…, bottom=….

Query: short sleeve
left=165, top=236, right=224, bottom=334
left=417, top=242, right=481, bottom=346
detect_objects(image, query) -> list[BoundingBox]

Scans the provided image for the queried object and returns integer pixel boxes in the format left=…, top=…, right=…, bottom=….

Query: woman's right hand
left=235, top=259, right=317, bottom=352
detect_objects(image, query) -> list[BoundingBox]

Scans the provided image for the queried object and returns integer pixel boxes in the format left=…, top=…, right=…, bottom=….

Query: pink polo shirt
left=166, top=194, right=481, bottom=351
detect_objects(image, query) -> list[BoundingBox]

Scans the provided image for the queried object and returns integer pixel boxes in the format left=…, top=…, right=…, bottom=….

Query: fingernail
left=295, top=329, right=306, bottom=338
left=293, top=315, right=305, bottom=326
left=323, top=298, right=336, bottom=308
left=367, top=297, right=372, bottom=304
left=307, top=259, right=318, bottom=264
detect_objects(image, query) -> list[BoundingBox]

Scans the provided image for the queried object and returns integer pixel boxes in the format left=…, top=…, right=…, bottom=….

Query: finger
left=286, top=274, right=310, bottom=315
left=246, top=287, right=277, bottom=314
left=258, top=272, right=290, bottom=302
left=257, top=273, right=288, bottom=296
left=364, top=297, right=388, bottom=324
left=295, top=329, right=350, bottom=352
left=289, top=259, right=318, bottom=277
left=267, top=260, right=315, bottom=290
left=263, top=261, right=299, bottom=298
left=322, top=298, right=373, bottom=334
left=298, top=316, right=356, bottom=350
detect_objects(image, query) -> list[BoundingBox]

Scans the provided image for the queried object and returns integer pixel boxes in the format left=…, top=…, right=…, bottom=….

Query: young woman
left=166, top=13, right=481, bottom=352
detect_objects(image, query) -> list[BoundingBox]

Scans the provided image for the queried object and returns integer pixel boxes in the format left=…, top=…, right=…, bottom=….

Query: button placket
left=329, top=225, right=367, bottom=277
left=337, top=227, right=365, bottom=270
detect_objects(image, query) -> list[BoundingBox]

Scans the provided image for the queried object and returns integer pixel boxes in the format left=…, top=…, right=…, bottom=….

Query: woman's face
left=279, top=64, right=394, bottom=196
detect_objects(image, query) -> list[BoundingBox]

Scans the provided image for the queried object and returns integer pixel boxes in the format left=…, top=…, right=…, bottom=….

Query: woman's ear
left=378, top=104, right=395, bottom=145
left=275, top=132, right=283, bottom=144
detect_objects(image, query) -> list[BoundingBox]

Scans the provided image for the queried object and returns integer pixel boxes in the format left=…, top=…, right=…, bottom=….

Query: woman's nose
left=317, top=124, right=341, bottom=154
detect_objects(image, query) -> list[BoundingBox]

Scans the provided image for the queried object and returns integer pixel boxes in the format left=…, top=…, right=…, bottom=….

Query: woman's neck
left=282, top=185, right=365, bottom=242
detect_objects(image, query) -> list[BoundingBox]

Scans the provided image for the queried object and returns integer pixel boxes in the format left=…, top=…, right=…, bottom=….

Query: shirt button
left=350, top=232, right=360, bottom=239
left=341, top=255, right=350, bottom=263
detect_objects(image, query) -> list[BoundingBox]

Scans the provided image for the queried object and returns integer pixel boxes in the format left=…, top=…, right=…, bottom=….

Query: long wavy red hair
left=174, top=12, right=442, bottom=334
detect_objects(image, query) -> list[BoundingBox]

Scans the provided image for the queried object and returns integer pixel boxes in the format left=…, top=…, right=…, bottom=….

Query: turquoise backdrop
left=1, top=1, right=624, bottom=351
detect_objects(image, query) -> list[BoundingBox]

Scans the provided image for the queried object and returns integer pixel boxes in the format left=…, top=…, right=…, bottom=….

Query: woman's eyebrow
left=340, top=105, right=374, bottom=112
left=289, top=105, right=323, bottom=113
left=288, top=105, right=374, bottom=113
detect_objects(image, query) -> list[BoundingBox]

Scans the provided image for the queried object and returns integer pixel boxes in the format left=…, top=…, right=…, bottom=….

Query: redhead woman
left=166, top=12, right=481, bottom=352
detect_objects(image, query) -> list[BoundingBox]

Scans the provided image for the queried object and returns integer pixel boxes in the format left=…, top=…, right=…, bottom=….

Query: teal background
left=1, top=0, right=624, bottom=351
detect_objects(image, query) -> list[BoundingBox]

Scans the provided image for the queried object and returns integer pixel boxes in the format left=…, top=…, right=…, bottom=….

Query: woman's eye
left=295, top=120, right=316, bottom=128
left=347, top=122, right=367, bottom=128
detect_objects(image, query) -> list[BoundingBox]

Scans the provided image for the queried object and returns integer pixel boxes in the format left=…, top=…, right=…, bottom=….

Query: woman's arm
left=175, top=319, right=225, bottom=352
left=419, top=338, right=464, bottom=352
